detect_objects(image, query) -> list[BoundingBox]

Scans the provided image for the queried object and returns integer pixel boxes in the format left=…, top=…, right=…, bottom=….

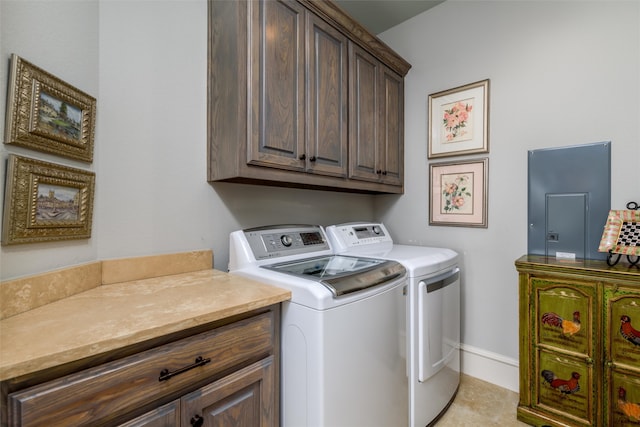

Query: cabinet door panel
left=248, top=0, right=305, bottom=171
left=349, top=43, right=379, bottom=182
left=533, top=278, right=594, bottom=357
left=535, top=349, right=594, bottom=425
left=306, top=13, right=347, bottom=177
left=117, top=400, right=180, bottom=427
left=609, top=368, right=640, bottom=426
left=606, top=287, right=640, bottom=370
left=379, top=66, right=403, bottom=186
left=182, top=356, right=275, bottom=427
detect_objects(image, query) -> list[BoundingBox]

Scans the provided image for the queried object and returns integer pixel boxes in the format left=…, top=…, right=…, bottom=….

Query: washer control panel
left=325, top=223, right=393, bottom=252
left=243, top=225, right=331, bottom=260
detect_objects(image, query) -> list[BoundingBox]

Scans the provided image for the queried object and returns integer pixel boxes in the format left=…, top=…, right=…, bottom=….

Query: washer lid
left=262, top=255, right=406, bottom=297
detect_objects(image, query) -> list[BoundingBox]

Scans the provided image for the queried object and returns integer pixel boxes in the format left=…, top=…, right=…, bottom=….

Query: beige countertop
left=0, top=262, right=290, bottom=381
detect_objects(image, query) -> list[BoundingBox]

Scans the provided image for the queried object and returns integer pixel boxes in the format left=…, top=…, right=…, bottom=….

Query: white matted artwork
left=429, top=158, right=488, bottom=228
left=428, top=79, right=489, bottom=159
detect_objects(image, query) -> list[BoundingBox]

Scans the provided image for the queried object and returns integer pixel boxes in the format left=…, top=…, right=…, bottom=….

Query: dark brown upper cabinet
left=208, top=0, right=411, bottom=194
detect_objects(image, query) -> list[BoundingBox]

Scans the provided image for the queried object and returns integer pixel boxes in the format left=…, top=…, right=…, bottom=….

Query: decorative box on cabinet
left=2, top=308, right=280, bottom=427
left=207, top=0, right=410, bottom=194
left=516, top=255, right=640, bottom=427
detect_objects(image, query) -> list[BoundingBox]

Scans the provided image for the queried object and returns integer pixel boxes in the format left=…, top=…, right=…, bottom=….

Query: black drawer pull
left=158, top=356, right=211, bottom=382
left=191, top=415, right=204, bottom=427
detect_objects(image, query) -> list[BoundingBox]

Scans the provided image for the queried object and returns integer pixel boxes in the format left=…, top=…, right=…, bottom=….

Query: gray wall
left=377, top=0, right=639, bottom=366
left=0, top=0, right=375, bottom=280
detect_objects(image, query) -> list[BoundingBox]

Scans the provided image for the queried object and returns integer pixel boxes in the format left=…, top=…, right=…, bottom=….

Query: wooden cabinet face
left=207, top=0, right=407, bottom=193
left=536, top=349, right=593, bottom=425
left=533, top=278, right=594, bottom=356
left=181, top=357, right=275, bottom=427
left=248, top=0, right=306, bottom=171
left=606, top=287, right=640, bottom=369
left=378, top=67, right=403, bottom=186
left=531, top=278, right=596, bottom=425
left=118, top=400, right=180, bottom=427
left=348, top=43, right=379, bottom=183
left=306, top=13, right=348, bottom=178
left=348, top=43, right=404, bottom=187
left=605, top=286, right=640, bottom=426
left=7, top=313, right=274, bottom=426
left=609, top=369, right=640, bottom=426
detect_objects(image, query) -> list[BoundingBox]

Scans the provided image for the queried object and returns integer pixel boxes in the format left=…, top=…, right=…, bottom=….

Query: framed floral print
left=4, top=54, right=96, bottom=162
left=428, top=79, right=489, bottom=159
left=429, top=158, right=488, bottom=228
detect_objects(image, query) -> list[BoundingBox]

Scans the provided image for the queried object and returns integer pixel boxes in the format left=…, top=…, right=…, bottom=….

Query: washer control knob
left=281, top=235, right=293, bottom=247
left=372, top=226, right=382, bottom=235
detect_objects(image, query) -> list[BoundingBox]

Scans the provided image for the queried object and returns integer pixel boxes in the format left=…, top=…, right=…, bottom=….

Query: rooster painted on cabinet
left=541, top=311, right=581, bottom=336
left=541, top=370, right=581, bottom=395
left=619, top=387, right=640, bottom=422
left=620, top=315, right=640, bottom=346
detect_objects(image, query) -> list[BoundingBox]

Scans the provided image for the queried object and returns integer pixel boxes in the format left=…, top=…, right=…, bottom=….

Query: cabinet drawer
left=8, top=312, right=274, bottom=426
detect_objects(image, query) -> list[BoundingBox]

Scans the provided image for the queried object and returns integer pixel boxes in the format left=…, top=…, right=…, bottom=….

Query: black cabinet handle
left=158, top=356, right=211, bottom=382
left=309, top=156, right=316, bottom=162
left=299, top=154, right=306, bottom=160
left=376, top=170, right=382, bottom=174
left=191, top=415, right=204, bottom=427
left=382, top=171, right=387, bottom=175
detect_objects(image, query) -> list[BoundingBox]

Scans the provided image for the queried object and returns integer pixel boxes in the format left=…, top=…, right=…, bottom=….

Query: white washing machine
left=228, top=225, right=409, bottom=427
left=326, top=222, right=460, bottom=427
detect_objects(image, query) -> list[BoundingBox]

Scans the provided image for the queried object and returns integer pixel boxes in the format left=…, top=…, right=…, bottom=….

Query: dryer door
left=418, top=268, right=460, bottom=382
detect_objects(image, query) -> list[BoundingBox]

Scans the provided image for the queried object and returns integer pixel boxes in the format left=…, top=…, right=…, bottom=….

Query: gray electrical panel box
left=528, top=142, right=611, bottom=260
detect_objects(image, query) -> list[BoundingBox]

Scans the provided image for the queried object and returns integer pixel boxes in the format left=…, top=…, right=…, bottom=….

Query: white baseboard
left=460, top=343, right=520, bottom=393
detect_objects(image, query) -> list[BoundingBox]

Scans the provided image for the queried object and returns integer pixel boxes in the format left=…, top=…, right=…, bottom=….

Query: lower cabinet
left=121, top=357, right=274, bottom=427
left=181, top=357, right=274, bottom=426
left=516, top=255, right=640, bottom=427
left=4, top=308, right=280, bottom=427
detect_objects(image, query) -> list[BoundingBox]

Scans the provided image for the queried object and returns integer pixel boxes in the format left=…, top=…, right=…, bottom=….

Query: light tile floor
left=433, top=374, right=530, bottom=426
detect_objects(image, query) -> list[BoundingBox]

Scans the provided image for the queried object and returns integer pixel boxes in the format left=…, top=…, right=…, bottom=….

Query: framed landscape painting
left=4, top=54, right=96, bottom=162
left=2, top=155, right=95, bottom=245
left=428, top=79, right=489, bottom=159
left=429, top=158, right=488, bottom=228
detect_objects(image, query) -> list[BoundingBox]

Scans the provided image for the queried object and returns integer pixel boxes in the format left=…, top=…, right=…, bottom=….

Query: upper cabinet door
left=379, top=66, right=404, bottom=186
left=306, top=13, right=348, bottom=178
left=348, top=42, right=380, bottom=183
left=248, top=0, right=306, bottom=171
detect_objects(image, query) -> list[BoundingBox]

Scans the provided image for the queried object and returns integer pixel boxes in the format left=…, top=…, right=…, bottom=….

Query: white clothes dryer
left=326, top=222, right=460, bottom=427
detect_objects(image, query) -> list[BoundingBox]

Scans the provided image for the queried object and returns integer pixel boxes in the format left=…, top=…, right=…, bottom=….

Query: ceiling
left=334, top=0, right=445, bottom=34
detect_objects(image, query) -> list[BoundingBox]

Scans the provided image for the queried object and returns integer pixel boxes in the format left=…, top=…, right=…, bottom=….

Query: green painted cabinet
left=516, top=255, right=640, bottom=427
left=605, top=283, right=640, bottom=426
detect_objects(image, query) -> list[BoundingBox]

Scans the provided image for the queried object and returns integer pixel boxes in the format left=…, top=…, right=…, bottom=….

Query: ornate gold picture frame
left=4, top=54, right=96, bottom=162
left=2, top=155, right=95, bottom=245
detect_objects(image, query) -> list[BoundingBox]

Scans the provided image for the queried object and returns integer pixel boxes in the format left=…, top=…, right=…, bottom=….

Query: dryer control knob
left=281, top=235, right=293, bottom=247
left=372, top=226, right=382, bottom=235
